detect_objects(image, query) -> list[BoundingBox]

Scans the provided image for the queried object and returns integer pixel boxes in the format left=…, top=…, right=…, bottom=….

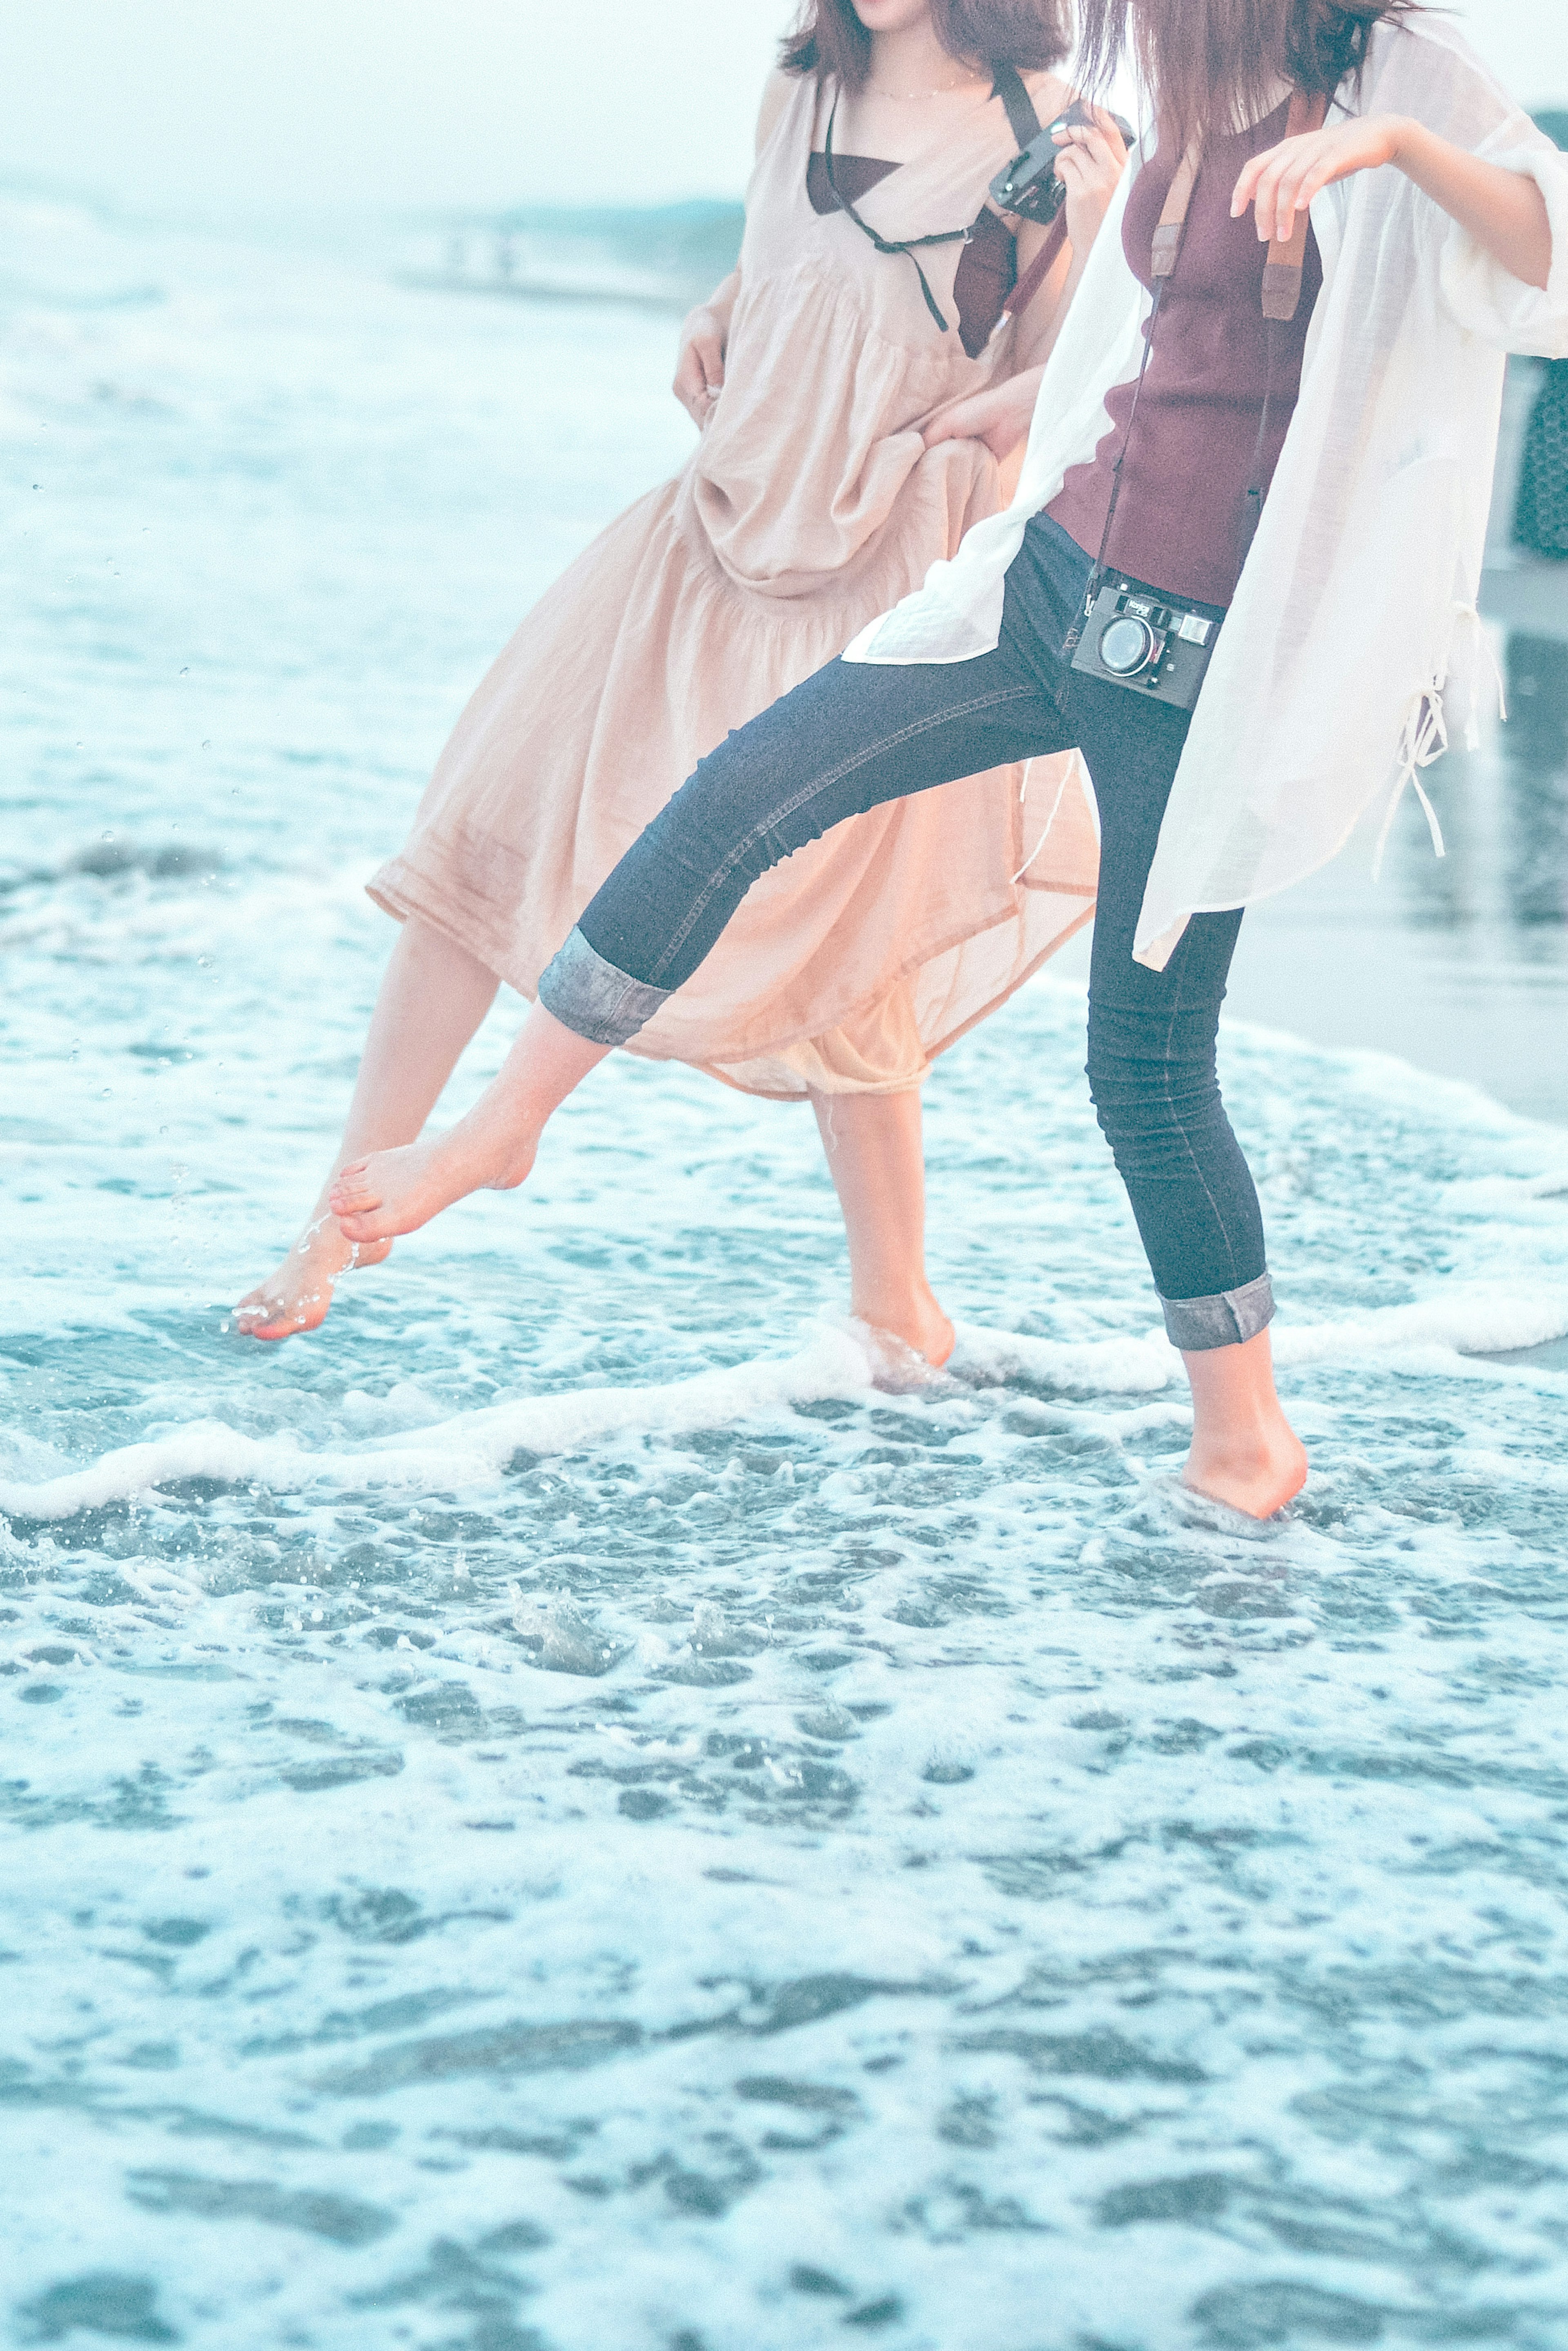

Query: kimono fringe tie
left=1374, top=688, right=1450, bottom=880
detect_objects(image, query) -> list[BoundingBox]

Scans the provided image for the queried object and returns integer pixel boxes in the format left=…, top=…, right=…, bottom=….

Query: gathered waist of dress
left=675, top=420, right=996, bottom=610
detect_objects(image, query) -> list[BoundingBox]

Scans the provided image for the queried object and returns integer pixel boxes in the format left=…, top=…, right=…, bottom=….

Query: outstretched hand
left=1231, top=114, right=1406, bottom=243
left=1232, top=108, right=1554, bottom=292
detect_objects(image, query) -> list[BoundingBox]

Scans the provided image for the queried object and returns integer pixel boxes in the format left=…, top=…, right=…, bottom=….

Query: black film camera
left=989, top=101, right=1137, bottom=225
left=1070, top=580, right=1221, bottom=714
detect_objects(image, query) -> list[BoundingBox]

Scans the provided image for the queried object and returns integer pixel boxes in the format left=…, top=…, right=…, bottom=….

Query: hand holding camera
left=990, top=102, right=1134, bottom=247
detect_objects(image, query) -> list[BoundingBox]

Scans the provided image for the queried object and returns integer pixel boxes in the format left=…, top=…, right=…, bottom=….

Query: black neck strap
left=823, top=97, right=970, bottom=332
left=990, top=62, right=1042, bottom=152
left=821, top=68, right=1041, bottom=335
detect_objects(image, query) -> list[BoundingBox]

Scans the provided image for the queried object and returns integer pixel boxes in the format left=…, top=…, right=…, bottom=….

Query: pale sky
left=1, top=1, right=1564, bottom=219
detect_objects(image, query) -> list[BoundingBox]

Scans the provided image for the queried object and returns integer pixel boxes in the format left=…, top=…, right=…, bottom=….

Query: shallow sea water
left=6, top=196, right=1568, bottom=2351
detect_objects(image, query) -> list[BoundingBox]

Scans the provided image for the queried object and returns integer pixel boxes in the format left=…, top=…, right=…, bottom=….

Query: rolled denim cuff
left=1159, top=1270, right=1275, bottom=1353
left=537, top=926, right=672, bottom=1047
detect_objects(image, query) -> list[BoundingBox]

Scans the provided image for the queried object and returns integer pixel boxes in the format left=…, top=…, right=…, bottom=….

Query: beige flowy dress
left=370, top=70, right=1099, bottom=1098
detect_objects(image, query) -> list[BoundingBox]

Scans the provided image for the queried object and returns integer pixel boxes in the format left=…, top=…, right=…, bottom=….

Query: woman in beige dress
left=237, top=0, right=1122, bottom=1363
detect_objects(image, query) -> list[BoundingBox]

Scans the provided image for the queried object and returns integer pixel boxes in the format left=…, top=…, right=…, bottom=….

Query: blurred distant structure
left=1511, top=111, right=1568, bottom=562
left=403, top=200, right=745, bottom=314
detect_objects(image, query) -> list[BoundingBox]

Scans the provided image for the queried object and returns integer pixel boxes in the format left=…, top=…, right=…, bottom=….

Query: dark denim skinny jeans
left=541, top=515, right=1272, bottom=1350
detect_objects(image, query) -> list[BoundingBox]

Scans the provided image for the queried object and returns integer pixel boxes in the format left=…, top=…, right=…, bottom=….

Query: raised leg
left=329, top=1001, right=610, bottom=1243
left=330, top=619, right=1069, bottom=1248
left=809, top=1087, right=955, bottom=1368
left=234, top=916, right=499, bottom=1338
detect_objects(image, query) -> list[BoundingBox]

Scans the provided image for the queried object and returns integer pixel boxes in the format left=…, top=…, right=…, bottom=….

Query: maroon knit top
left=1047, top=97, right=1323, bottom=609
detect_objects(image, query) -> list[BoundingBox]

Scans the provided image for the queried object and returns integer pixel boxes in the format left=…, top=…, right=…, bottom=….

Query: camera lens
left=1098, top=615, right=1158, bottom=678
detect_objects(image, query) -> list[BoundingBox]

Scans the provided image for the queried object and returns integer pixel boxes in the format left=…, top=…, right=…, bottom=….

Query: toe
left=336, top=1210, right=385, bottom=1243
left=234, top=1298, right=283, bottom=1332
left=234, top=1307, right=297, bottom=1341
left=330, top=1181, right=378, bottom=1213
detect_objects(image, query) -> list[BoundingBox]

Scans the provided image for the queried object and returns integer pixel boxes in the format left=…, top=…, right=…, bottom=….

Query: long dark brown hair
left=782, top=0, right=1071, bottom=92
left=1076, top=0, right=1420, bottom=149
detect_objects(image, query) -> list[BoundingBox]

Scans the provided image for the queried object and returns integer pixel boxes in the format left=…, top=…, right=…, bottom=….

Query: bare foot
left=852, top=1294, right=956, bottom=1381
left=329, top=1100, right=537, bottom=1245
left=1183, top=1425, right=1308, bottom=1521
left=233, top=1211, right=391, bottom=1342
left=904, top=1297, right=956, bottom=1370
left=853, top=1321, right=951, bottom=1393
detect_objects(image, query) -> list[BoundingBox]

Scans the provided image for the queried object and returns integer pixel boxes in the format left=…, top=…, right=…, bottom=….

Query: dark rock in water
left=69, top=839, right=224, bottom=883
left=789, top=2264, right=853, bottom=2297
left=619, top=1787, right=671, bottom=1820
left=416, top=199, right=746, bottom=312
left=1189, top=2279, right=1387, bottom=2347
left=312, top=2017, right=644, bottom=2096
left=953, top=2025, right=1206, bottom=2084
left=1097, top=2169, right=1234, bottom=2225
left=659, top=1657, right=750, bottom=1687
left=16, top=2273, right=180, bottom=2344
left=139, top=1916, right=209, bottom=1947
left=397, top=1679, right=486, bottom=1736
left=757, top=1973, right=918, bottom=2034
left=844, top=2296, right=906, bottom=2330
left=124, top=2169, right=396, bottom=2247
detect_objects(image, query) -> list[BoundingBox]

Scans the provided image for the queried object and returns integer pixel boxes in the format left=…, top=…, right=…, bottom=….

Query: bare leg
left=1181, top=1329, right=1307, bottom=1519
left=809, top=1088, right=954, bottom=1368
left=330, top=1001, right=610, bottom=1242
left=234, top=917, right=500, bottom=1338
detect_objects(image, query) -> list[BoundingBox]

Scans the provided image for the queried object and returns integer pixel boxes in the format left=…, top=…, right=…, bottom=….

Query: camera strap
left=996, top=211, right=1071, bottom=333
left=1058, top=138, right=1199, bottom=686
left=991, top=62, right=1044, bottom=154
left=1240, top=88, right=1328, bottom=561
left=822, top=67, right=1042, bottom=335
left=1060, top=90, right=1327, bottom=685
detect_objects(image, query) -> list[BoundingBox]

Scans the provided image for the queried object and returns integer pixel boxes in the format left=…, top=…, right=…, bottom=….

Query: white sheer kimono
left=843, top=18, right=1568, bottom=968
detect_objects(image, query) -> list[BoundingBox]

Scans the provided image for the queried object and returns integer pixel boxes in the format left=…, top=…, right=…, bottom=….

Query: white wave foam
left=958, top=1284, right=1568, bottom=1394
left=1274, top=1285, right=1568, bottom=1366
left=956, top=1325, right=1176, bottom=1393
left=0, top=1322, right=876, bottom=1521
left=4, top=1285, right=1565, bottom=1524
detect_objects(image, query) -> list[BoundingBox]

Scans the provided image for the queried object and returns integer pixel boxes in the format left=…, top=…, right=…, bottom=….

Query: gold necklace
left=863, top=73, right=987, bottom=101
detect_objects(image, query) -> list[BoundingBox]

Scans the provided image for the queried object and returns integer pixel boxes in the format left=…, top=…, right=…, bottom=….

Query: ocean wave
left=0, top=838, right=225, bottom=902
left=5, top=1289, right=1565, bottom=1524
left=0, top=1323, right=876, bottom=1521
left=397, top=265, right=688, bottom=314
